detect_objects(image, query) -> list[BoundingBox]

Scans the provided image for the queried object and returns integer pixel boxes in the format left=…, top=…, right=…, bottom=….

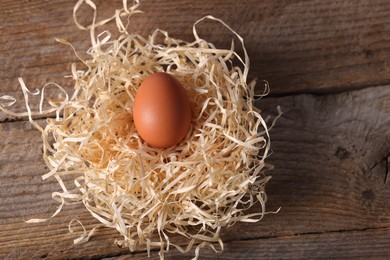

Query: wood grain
left=104, top=228, right=390, bottom=259
left=0, top=85, right=389, bottom=259
left=2, top=0, right=390, bottom=121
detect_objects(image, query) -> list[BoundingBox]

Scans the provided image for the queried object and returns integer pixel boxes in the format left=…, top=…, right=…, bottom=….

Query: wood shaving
left=0, top=0, right=275, bottom=258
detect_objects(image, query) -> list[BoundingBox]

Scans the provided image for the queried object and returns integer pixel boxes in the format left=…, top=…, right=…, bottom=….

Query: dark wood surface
left=1, top=0, right=390, bottom=259
left=104, top=228, right=390, bottom=259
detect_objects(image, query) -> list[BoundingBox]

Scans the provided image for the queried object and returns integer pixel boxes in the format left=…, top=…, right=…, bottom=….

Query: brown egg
left=133, top=72, right=192, bottom=148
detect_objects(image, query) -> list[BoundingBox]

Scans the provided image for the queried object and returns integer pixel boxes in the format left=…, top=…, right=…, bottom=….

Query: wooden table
left=1, top=0, right=389, bottom=259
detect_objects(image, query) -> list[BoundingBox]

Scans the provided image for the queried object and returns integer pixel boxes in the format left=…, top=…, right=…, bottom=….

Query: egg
left=133, top=72, right=192, bottom=148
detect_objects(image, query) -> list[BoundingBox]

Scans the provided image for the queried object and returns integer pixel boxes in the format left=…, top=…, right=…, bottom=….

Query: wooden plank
left=0, top=85, right=389, bottom=259
left=104, top=228, right=390, bottom=259
left=0, top=120, right=131, bottom=259
left=2, top=0, right=390, bottom=120
left=249, top=84, right=390, bottom=237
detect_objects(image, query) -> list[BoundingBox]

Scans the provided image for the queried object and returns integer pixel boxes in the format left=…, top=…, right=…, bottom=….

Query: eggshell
left=133, top=72, right=192, bottom=148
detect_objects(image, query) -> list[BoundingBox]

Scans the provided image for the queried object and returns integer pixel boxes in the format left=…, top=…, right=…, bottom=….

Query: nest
left=0, top=0, right=275, bottom=258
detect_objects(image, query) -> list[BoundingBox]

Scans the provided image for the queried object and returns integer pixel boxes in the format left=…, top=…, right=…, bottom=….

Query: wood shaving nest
left=0, top=0, right=277, bottom=258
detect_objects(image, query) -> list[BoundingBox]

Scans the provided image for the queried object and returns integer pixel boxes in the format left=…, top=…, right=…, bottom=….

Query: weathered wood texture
left=2, top=0, right=390, bottom=121
left=104, top=228, right=390, bottom=259
left=0, top=85, right=389, bottom=259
